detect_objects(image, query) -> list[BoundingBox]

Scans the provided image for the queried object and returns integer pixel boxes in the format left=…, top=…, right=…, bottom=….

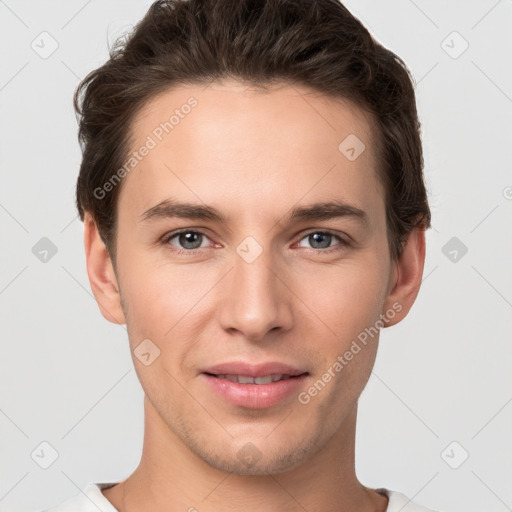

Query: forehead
left=119, top=80, right=384, bottom=224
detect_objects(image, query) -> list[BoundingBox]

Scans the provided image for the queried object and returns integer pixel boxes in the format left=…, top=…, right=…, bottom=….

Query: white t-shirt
left=38, top=482, right=440, bottom=512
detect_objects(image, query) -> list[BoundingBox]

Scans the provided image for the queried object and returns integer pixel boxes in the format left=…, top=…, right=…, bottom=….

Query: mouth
left=200, top=364, right=309, bottom=408
left=200, top=361, right=310, bottom=408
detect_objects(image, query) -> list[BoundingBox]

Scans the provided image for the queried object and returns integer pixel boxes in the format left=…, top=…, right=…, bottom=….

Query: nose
left=218, top=245, right=294, bottom=342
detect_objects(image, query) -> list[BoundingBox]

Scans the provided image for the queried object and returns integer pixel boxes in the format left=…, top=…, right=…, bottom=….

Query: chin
left=201, top=446, right=312, bottom=476
left=182, top=425, right=322, bottom=476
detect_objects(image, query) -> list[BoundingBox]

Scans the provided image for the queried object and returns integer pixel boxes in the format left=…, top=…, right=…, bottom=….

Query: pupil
left=310, top=233, right=330, bottom=249
left=180, top=232, right=201, bottom=249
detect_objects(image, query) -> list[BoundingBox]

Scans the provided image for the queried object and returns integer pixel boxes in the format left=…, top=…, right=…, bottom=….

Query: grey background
left=1, top=1, right=511, bottom=511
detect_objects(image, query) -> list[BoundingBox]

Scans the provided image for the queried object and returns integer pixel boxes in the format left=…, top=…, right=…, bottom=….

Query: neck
left=103, top=396, right=388, bottom=512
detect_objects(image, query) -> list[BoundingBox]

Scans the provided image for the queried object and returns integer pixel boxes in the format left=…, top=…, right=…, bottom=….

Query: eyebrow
left=139, top=198, right=369, bottom=226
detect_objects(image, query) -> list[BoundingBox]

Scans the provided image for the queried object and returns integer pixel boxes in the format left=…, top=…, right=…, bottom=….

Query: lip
left=201, top=361, right=307, bottom=378
left=200, top=361, right=309, bottom=409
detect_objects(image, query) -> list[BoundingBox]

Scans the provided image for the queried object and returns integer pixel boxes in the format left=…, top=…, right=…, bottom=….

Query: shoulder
left=378, top=488, right=441, bottom=512
left=37, top=482, right=119, bottom=512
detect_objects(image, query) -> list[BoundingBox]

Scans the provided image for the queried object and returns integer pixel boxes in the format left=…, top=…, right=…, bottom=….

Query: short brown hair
left=74, top=0, right=431, bottom=263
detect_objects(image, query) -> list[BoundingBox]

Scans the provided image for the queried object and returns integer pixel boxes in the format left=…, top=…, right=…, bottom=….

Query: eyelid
left=162, top=227, right=215, bottom=247
left=295, top=229, right=352, bottom=250
left=161, top=227, right=352, bottom=253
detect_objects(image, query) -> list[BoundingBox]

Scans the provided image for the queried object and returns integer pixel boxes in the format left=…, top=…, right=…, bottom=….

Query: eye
left=297, top=230, right=349, bottom=252
left=161, top=228, right=351, bottom=255
left=163, top=229, right=212, bottom=252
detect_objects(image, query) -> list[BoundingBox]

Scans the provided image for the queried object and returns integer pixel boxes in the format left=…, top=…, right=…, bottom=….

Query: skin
left=84, top=79, right=425, bottom=512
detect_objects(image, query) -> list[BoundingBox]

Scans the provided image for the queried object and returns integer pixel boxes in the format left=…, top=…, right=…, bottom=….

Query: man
left=44, top=0, right=439, bottom=510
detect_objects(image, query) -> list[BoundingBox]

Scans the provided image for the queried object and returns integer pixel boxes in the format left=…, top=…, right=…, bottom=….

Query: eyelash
left=161, top=228, right=351, bottom=256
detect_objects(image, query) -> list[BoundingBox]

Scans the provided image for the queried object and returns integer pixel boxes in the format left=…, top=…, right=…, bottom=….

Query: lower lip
left=201, top=373, right=308, bottom=409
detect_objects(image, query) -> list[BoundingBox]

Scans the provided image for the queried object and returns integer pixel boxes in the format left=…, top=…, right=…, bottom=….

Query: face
left=88, top=80, right=414, bottom=476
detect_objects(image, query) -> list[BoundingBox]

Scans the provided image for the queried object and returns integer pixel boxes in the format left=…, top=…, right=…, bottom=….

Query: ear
left=83, top=212, right=126, bottom=325
left=382, top=227, right=426, bottom=327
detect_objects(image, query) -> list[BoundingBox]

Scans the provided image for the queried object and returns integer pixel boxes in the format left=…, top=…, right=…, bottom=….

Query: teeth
left=238, top=375, right=257, bottom=384
left=214, top=374, right=290, bottom=384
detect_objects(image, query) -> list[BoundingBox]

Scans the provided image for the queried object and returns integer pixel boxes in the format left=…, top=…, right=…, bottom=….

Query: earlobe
left=382, top=227, right=426, bottom=328
left=83, top=212, right=126, bottom=325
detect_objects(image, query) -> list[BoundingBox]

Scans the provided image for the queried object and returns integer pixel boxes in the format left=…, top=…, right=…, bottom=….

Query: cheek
left=118, top=265, right=199, bottom=396
left=302, top=264, right=388, bottom=404
left=294, top=254, right=389, bottom=343
left=118, top=254, right=220, bottom=361
left=116, top=253, right=168, bottom=336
